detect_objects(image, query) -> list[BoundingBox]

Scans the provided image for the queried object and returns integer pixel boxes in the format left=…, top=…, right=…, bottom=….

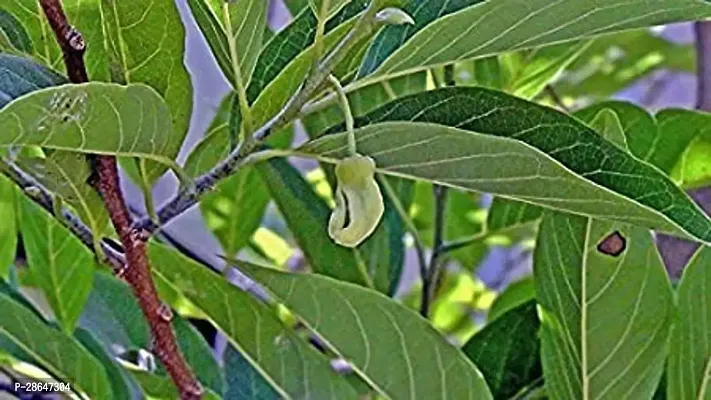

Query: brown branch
left=38, top=1, right=201, bottom=398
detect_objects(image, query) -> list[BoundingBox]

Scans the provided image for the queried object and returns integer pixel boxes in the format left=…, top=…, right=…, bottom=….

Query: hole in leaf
left=597, top=231, right=626, bottom=257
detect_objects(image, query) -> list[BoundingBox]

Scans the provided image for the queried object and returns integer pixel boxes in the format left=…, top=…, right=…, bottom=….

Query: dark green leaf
left=241, top=263, right=494, bottom=399
left=666, top=247, right=711, bottom=400
left=486, top=198, right=542, bottom=234
left=148, top=242, right=362, bottom=398
left=257, top=158, right=371, bottom=286
left=463, top=300, right=542, bottom=399
left=0, top=9, right=32, bottom=53
left=19, top=196, right=94, bottom=334
left=535, top=212, right=673, bottom=399
left=224, top=344, right=279, bottom=400
left=0, top=290, right=112, bottom=399
left=0, top=53, right=66, bottom=108
left=487, top=277, right=535, bottom=322
left=128, top=368, right=222, bottom=400
left=74, top=327, right=137, bottom=400
left=79, top=272, right=224, bottom=395
left=302, top=87, right=711, bottom=242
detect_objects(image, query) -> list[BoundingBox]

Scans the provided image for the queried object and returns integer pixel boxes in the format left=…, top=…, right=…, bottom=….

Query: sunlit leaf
left=0, top=176, right=17, bottom=280
left=535, top=212, right=673, bottom=399
left=240, top=262, right=494, bottom=399
left=101, top=0, right=192, bottom=181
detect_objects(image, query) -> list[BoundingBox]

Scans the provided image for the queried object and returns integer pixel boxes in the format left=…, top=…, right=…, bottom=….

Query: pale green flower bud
left=328, top=154, right=384, bottom=247
left=375, top=7, right=415, bottom=26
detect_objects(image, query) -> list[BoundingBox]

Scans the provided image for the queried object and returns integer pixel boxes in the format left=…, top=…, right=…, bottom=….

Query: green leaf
left=367, top=0, right=711, bottom=81
left=463, top=300, right=542, bottom=399
left=0, top=290, right=112, bottom=399
left=101, top=0, right=192, bottom=181
left=79, top=272, right=224, bottom=395
left=487, top=277, right=535, bottom=322
left=284, top=0, right=311, bottom=15
left=0, top=176, right=17, bottom=280
left=575, top=102, right=711, bottom=188
left=587, top=108, right=627, bottom=150
left=535, top=212, right=674, bottom=399
left=667, top=246, right=711, bottom=400
left=1, top=0, right=110, bottom=80
left=358, top=0, right=485, bottom=76
left=506, top=41, right=591, bottom=99
left=0, top=9, right=32, bottom=53
left=185, top=2, right=368, bottom=175
left=74, top=327, right=137, bottom=400
left=188, top=0, right=267, bottom=87
left=224, top=344, right=279, bottom=400
left=0, top=53, right=66, bottom=108
left=299, top=87, right=711, bottom=243
left=19, top=196, right=94, bottom=334
left=257, top=158, right=371, bottom=287
left=486, top=198, right=542, bottom=234
left=0, top=82, right=180, bottom=165
left=240, top=263, right=494, bottom=399
left=309, top=0, right=351, bottom=20
left=16, top=151, right=110, bottom=240
left=128, top=368, right=222, bottom=400
left=201, top=167, right=270, bottom=257
left=148, top=242, right=362, bottom=399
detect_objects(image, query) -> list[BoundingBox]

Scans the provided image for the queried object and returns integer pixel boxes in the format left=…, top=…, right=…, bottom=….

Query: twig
left=544, top=84, right=569, bottom=113
left=135, top=1, right=385, bottom=234
left=420, top=185, right=448, bottom=317
left=38, top=1, right=201, bottom=398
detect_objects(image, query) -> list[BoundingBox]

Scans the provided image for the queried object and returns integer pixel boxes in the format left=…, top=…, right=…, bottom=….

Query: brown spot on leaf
left=597, top=231, right=626, bottom=257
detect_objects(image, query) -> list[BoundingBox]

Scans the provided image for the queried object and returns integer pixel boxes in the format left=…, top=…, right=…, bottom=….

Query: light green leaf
left=535, top=212, right=674, bottom=400
left=0, top=290, right=112, bottom=399
left=1, top=0, right=110, bottom=80
left=486, top=198, right=542, bottom=234
left=257, top=158, right=371, bottom=287
left=299, top=87, right=711, bottom=243
left=16, top=151, right=110, bottom=240
left=240, top=262, right=493, bottom=399
left=369, top=0, right=711, bottom=81
left=19, top=196, right=94, bottom=334
left=507, top=41, right=591, bottom=99
left=188, top=0, right=267, bottom=87
left=588, top=108, right=627, bottom=150
left=667, top=246, right=711, bottom=400
left=0, top=176, right=17, bottom=280
left=487, top=277, right=535, bottom=322
left=0, top=83, right=180, bottom=166
left=0, top=8, right=32, bottom=53
left=309, top=0, right=351, bottom=20
left=148, top=242, right=362, bottom=399
left=463, top=300, right=541, bottom=399
left=101, top=0, right=192, bottom=181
